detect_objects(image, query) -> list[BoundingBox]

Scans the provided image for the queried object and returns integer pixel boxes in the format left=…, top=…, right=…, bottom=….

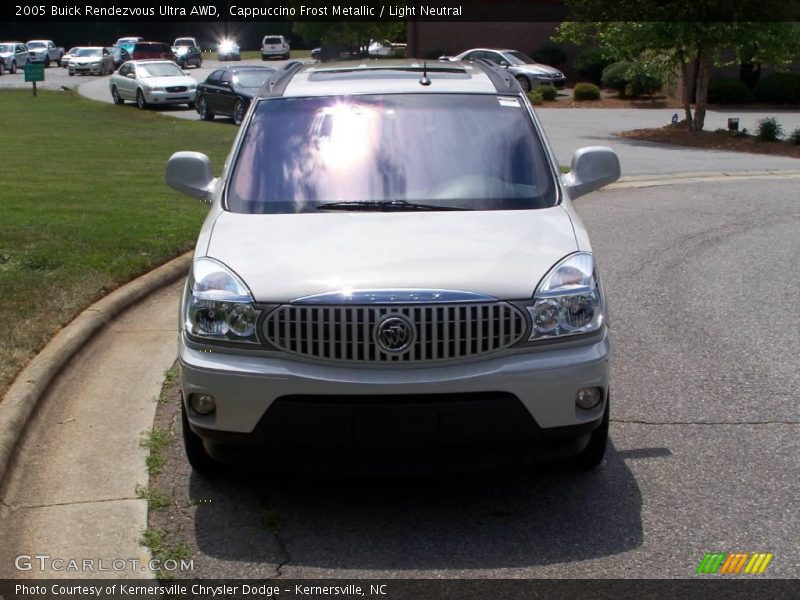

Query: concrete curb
left=0, top=251, right=192, bottom=486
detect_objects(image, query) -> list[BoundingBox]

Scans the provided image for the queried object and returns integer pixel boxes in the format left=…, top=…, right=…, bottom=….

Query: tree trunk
left=693, top=50, right=711, bottom=131
left=681, top=58, right=695, bottom=129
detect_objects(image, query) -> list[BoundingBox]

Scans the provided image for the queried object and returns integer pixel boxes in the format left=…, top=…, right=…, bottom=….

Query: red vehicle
left=130, top=42, right=176, bottom=62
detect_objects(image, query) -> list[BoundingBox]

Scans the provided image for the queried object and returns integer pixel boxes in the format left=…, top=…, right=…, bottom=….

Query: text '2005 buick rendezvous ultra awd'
left=165, top=59, right=621, bottom=475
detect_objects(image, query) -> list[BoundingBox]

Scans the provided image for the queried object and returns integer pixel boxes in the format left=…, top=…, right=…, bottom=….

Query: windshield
left=75, top=48, right=102, bottom=57
left=228, top=94, right=556, bottom=214
left=174, top=39, right=194, bottom=46
left=27, top=42, right=46, bottom=48
left=505, top=51, right=537, bottom=65
left=264, top=37, right=282, bottom=44
left=234, top=70, right=274, bottom=88
left=0, top=44, right=14, bottom=53
left=137, top=63, right=183, bottom=78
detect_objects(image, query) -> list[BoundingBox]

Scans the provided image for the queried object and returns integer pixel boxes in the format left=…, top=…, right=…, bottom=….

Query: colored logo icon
left=697, top=552, right=773, bottom=574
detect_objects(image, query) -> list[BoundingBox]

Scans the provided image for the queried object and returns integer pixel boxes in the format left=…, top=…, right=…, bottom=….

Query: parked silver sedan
left=109, top=60, right=197, bottom=109
left=67, top=47, right=115, bottom=76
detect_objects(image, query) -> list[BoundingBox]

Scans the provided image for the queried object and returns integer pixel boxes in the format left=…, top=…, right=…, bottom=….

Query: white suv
left=261, top=35, right=290, bottom=60
left=166, top=60, right=620, bottom=475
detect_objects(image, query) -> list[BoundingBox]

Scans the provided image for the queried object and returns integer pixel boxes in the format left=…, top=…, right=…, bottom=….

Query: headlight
left=526, top=252, right=605, bottom=340
left=219, top=40, right=237, bottom=53
left=183, top=257, right=260, bottom=344
left=148, top=86, right=165, bottom=92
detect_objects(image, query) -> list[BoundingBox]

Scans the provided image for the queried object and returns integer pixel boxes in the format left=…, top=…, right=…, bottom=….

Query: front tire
left=569, top=397, right=609, bottom=470
left=181, top=400, right=220, bottom=476
left=197, top=95, right=214, bottom=120
left=10, top=61, right=16, bottom=74
left=111, top=85, right=124, bottom=105
left=136, top=89, right=147, bottom=110
left=515, top=74, right=532, bottom=92
left=233, top=98, right=246, bottom=126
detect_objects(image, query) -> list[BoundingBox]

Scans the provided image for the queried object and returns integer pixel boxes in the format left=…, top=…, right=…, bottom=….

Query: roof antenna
left=419, top=61, right=431, bottom=86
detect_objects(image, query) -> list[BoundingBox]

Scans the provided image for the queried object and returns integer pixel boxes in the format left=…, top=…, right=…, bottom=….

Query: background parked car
left=67, top=47, right=115, bottom=76
left=108, top=46, right=130, bottom=69
left=217, top=39, right=240, bottom=61
left=130, top=42, right=175, bottom=62
left=171, top=38, right=202, bottom=69
left=109, top=59, right=197, bottom=109
left=114, top=37, right=143, bottom=55
left=261, top=35, right=290, bottom=60
left=367, top=40, right=407, bottom=57
left=60, top=47, right=79, bottom=67
left=196, top=66, right=276, bottom=125
left=26, top=40, right=64, bottom=67
left=444, top=48, right=566, bottom=91
left=0, top=42, right=29, bottom=74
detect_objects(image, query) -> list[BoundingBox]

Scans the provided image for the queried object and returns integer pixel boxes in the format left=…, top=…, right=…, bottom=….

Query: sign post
left=24, top=63, right=45, bottom=97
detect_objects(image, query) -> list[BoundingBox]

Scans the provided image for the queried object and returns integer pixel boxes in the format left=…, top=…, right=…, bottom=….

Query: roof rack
left=261, top=61, right=304, bottom=97
left=469, top=58, right=520, bottom=94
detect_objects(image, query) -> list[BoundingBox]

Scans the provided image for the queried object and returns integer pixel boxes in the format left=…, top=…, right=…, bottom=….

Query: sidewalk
left=0, top=282, right=183, bottom=579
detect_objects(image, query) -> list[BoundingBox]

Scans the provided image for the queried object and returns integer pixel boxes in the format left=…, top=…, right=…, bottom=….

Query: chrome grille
left=263, top=303, right=528, bottom=363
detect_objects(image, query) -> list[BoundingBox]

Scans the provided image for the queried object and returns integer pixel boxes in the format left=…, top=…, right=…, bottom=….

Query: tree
left=557, top=17, right=800, bottom=130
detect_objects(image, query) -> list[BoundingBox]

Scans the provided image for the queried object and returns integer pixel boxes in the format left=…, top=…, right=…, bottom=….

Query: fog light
left=576, top=387, right=602, bottom=410
left=189, top=393, right=216, bottom=415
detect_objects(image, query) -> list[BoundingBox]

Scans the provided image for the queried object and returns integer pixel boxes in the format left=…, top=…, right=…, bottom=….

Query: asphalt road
left=151, top=178, right=800, bottom=579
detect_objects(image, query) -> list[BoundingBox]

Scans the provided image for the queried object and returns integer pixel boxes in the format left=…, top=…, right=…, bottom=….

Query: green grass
left=140, top=428, right=172, bottom=477
left=135, top=484, right=172, bottom=509
left=0, top=89, right=237, bottom=394
left=240, top=49, right=313, bottom=61
left=140, top=527, right=193, bottom=578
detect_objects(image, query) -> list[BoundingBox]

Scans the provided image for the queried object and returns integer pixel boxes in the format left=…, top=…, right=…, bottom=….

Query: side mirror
left=126, top=72, right=135, bottom=79
left=165, top=151, right=215, bottom=201
left=561, top=146, right=620, bottom=199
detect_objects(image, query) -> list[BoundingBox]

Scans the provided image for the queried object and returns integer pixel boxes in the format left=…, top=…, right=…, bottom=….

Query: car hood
left=72, top=56, right=103, bottom=64
left=0, top=52, right=13, bottom=58
left=140, top=76, right=195, bottom=86
left=205, top=207, right=578, bottom=302
left=513, top=64, right=563, bottom=76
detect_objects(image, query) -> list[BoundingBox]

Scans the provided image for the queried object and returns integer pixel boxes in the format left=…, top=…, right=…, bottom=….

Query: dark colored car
left=171, top=39, right=203, bottom=69
left=108, top=46, right=130, bottom=68
left=196, top=66, right=276, bottom=125
left=130, top=42, right=176, bottom=63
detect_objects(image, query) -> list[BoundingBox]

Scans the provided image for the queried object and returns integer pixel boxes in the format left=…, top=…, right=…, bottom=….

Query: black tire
left=44, top=56, right=49, bottom=68
left=233, top=98, right=246, bottom=126
left=569, top=397, right=609, bottom=470
left=197, top=95, right=214, bottom=120
left=111, top=85, right=124, bottom=105
left=10, top=61, right=16, bottom=74
left=136, top=89, right=147, bottom=110
left=0, top=62, right=4, bottom=76
left=515, top=74, right=532, bottom=93
left=181, top=400, right=220, bottom=476
left=186, top=102, right=195, bottom=109
left=261, top=54, right=267, bottom=61
left=68, top=70, right=74, bottom=77
left=284, top=53, right=290, bottom=60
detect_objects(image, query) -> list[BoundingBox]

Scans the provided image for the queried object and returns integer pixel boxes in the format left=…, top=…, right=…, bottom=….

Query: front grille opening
left=263, top=302, right=527, bottom=364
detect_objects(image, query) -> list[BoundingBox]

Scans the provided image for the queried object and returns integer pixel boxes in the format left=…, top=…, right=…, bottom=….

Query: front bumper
left=180, top=331, right=610, bottom=467
left=70, top=63, right=104, bottom=74
left=143, top=89, right=197, bottom=104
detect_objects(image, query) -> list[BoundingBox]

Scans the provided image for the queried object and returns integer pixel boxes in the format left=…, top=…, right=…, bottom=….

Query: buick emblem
left=375, top=315, right=415, bottom=354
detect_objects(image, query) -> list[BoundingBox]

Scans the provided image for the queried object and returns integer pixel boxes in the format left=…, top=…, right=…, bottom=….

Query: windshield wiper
left=317, top=200, right=470, bottom=212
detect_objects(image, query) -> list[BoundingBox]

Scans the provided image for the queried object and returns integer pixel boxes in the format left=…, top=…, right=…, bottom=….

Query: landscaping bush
left=625, top=66, right=663, bottom=97
left=530, top=44, right=567, bottom=67
left=707, top=77, right=751, bottom=104
left=601, top=61, right=633, bottom=94
left=527, top=89, right=544, bottom=105
left=573, top=47, right=613, bottom=85
left=755, top=117, right=784, bottom=142
left=539, top=84, right=558, bottom=101
left=790, top=127, right=800, bottom=145
left=573, top=82, right=601, bottom=101
left=753, top=73, right=800, bottom=104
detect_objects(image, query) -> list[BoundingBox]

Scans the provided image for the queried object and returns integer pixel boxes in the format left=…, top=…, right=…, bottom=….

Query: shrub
left=601, top=61, right=633, bottom=94
left=755, top=117, right=784, bottom=142
left=527, top=89, right=544, bottom=105
left=573, top=82, right=601, bottom=101
left=626, top=67, right=663, bottom=97
left=753, top=73, right=800, bottom=104
left=530, top=44, right=567, bottom=67
left=790, top=127, right=800, bottom=145
left=539, top=84, right=558, bottom=101
left=707, top=77, right=751, bottom=104
left=573, top=47, right=613, bottom=85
